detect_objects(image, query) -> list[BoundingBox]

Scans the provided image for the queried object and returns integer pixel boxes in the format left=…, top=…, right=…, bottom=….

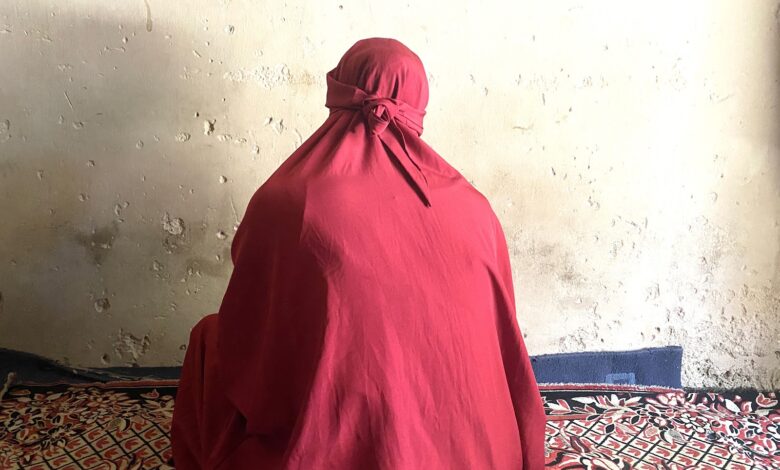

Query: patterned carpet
left=0, top=380, right=176, bottom=469
left=543, top=384, right=780, bottom=469
left=0, top=381, right=778, bottom=469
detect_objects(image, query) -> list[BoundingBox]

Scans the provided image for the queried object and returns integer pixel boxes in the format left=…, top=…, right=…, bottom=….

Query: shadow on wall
left=0, top=4, right=238, bottom=368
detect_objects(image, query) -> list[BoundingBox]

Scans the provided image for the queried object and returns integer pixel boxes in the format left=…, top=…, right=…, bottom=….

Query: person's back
left=171, top=37, right=546, bottom=470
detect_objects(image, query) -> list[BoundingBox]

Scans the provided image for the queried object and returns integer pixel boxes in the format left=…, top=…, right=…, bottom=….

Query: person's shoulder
left=230, top=178, right=307, bottom=261
left=240, top=177, right=307, bottom=229
left=254, top=175, right=306, bottom=206
left=414, top=138, right=497, bottom=216
left=452, top=175, right=500, bottom=222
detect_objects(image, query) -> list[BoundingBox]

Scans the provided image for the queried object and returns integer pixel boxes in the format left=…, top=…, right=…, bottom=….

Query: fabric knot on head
left=361, top=97, right=399, bottom=135
left=325, top=73, right=425, bottom=137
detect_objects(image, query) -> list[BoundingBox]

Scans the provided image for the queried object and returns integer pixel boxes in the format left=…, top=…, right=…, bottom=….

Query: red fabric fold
left=171, top=37, right=546, bottom=470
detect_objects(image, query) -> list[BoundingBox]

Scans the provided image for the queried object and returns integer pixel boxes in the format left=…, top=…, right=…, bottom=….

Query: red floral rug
left=0, top=380, right=177, bottom=469
left=0, top=381, right=778, bottom=469
left=542, top=384, right=780, bottom=469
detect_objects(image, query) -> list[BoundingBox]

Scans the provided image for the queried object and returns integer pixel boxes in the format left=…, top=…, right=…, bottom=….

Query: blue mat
left=530, top=346, right=683, bottom=388
left=3, top=346, right=683, bottom=389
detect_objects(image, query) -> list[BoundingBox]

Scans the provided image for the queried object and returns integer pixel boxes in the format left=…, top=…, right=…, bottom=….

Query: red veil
left=171, top=37, right=546, bottom=469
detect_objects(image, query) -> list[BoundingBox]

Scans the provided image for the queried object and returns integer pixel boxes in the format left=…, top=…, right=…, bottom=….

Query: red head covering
left=324, top=39, right=431, bottom=206
left=175, top=37, right=546, bottom=469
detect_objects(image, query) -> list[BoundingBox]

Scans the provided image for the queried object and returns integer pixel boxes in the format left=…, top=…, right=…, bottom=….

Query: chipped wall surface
left=0, top=1, right=778, bottom=389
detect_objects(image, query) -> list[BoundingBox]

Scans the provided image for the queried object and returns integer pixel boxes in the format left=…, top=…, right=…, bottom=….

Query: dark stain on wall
left=75, top=222, right=120, bottom=266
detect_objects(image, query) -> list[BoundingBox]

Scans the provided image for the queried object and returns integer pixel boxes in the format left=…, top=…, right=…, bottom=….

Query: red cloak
left=171, top=37, right=546, bottom=469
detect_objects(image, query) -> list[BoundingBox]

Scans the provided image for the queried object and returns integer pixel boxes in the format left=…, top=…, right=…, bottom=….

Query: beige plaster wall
left=0, top=0, right=778, bottom=388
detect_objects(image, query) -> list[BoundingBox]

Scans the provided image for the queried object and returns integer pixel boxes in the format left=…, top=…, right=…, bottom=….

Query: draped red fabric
left=171, top=37, right=546, bottom=469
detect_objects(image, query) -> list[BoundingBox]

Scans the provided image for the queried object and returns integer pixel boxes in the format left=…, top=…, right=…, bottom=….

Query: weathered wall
left=0, top=0, right=778, bottom=388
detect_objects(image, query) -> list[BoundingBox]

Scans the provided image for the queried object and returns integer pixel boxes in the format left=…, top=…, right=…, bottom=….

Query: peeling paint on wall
left=0, top=119, right=10, bottom=143
left=223, top=64, right=291, bottom=88
left=112, top=328, right=151, bottom=366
